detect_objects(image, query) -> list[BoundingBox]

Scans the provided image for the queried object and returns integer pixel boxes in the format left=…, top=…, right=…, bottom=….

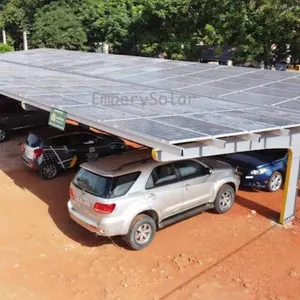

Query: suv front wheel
left=122, top=214, right=156, bottom=250
left=214, top=184, right=235, bottom=214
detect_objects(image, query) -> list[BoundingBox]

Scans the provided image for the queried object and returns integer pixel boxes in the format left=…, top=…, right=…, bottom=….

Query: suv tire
left=0, top=126, right=8, bottom=142
left=123, top=214, right=156, bottom=250
left=214, top=184, right=235, bottom=214
left=39, top=163, right=59, bottom=180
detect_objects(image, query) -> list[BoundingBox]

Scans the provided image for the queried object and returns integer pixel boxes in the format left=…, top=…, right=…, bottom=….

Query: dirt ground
left=0, top=134, right=300, bottom=300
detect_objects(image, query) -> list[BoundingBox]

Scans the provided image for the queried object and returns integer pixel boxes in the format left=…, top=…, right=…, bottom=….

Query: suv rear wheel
left=39, top=163, right=59, bottom=180
left=122, top=214, right=156, bottom=250
left=214, top=184, right=235, bottom=214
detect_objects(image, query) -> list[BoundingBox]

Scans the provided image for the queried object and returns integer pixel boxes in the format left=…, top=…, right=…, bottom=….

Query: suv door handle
left=185, top=183, right=191, bottom=189
left=148, top=193, right=155, bottom=199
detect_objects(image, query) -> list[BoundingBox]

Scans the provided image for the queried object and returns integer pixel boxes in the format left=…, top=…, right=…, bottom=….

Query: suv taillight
left=20, top=143, right=25, bottom=152
left=33, top=148, right=44, bottom=160
left=93, top=203, right=116, bottom=214
left=69, top=186, right=75, bottom=201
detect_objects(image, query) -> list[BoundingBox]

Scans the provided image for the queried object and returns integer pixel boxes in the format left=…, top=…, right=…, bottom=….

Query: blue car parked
left=218, top=150, right=288, bottom=192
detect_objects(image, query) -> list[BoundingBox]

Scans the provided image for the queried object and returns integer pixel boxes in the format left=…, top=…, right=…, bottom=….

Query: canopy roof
left=0, top=49, right=300, bottom=157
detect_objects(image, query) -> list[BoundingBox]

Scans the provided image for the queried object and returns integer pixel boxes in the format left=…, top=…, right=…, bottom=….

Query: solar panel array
left=0, top=48, right=300, bottom=150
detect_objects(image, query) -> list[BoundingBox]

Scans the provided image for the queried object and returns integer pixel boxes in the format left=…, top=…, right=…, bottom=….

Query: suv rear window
left=26, top=133, right=43, bottom=148
left=73, top=168, right=140, bottom=199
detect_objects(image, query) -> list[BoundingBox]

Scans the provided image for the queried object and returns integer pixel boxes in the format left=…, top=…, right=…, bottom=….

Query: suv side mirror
left=206, top=168, right=212, bottom=175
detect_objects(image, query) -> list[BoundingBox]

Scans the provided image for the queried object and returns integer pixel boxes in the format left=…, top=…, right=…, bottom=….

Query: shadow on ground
left=4, top=167, right=118, bottom=248
left=4, top=165, right=283, bottom=248
left=235, top=195, right=280, bottom=221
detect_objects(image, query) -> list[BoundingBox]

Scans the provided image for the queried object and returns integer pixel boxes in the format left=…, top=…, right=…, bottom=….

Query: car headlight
left=250, top=168, right=267, bottom=175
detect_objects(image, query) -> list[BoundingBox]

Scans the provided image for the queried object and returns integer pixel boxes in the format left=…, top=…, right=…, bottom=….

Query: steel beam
left=269, top=128, right=290, bottom=136
left=203, top=138, right=226, bottom=149
left=153, top=134, right=294, bottom=162
left=237, top=133, right=261, bottom=143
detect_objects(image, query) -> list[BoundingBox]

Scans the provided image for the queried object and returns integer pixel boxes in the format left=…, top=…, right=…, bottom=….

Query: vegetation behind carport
left=0, top=0, right=300, bottom=65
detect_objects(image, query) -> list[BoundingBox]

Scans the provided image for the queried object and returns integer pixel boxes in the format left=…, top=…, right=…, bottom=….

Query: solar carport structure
left=0, top=48, right=300, bottom=224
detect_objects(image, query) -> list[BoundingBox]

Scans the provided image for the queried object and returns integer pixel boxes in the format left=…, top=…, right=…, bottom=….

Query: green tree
left=214, top=0, right=300, bottom=65
left=66, top=0, right=106, bottom=51
left=0, top=0, right=54, bottom=49
left=94, top=0, right=144, bottom=54
left=0, top=0, right=26, bottom=49
left=31, top=2, right=87, bottom=50
left=133, top=0, right=197, bottom=59
left=0, top=0, right=300, bottom=64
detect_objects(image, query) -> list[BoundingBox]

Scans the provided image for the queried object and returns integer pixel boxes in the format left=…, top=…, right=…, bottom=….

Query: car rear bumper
left=67, top=200, right=126, bottom=237
left=21, top=154, right=39, bottom=171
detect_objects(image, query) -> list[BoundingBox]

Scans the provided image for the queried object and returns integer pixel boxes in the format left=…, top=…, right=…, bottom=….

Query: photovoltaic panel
left=179, top=85, right=233, bottom=97
left=245, top=86, right=299, bottom=99
left=274, top=100, right=300, bottom=111
left=65, top=105, right=138, bottom=121
left=220, top=76, right=272, bottom=85
left=264, top=82, right=300, bottom=93
left=191, top=113, right=277, bottom=132
left=205, top=81, right=253, bottom=91
left=188, top=97, right=252, bottom=111
left=220, top=92, right=286, bottom=106
left=0, top=48, right=300, bottom=153
left=222, top=110, right=298, bottom=127
left=105, top=118, right=209, bottom=142
left=283, top=78, right=300, bottom=86
left=150, top=115, right=243, bottom=136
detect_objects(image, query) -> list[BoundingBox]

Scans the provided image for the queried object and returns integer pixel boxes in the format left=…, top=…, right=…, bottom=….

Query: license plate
left=24, top=146, right=34, bottom=159
left=77, top=196, right=93, bottom=207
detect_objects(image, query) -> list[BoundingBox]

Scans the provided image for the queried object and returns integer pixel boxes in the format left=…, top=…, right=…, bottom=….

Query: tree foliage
left=31, top=2, right=87, bottom=50
left=0, top=42, right=13, bottom=52
left=0, top=0, right=299, bottom=63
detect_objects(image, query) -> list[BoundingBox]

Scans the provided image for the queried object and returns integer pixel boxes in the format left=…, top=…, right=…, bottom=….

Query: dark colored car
left=218, top=150, right=288, bottom=192
left=0, top=96, right=49, bottom=142
left=21, top=126, right=128, bottom=179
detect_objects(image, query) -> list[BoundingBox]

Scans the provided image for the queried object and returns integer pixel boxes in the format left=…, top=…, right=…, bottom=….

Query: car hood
left=222, top=151, right=287, bottom=169
left=221, top=155, right=271, bottom=170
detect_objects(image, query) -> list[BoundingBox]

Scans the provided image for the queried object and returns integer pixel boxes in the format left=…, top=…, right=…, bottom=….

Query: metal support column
left=23, top=31, right=28, bottom=51
left=280, top=148, right=299, bottom=224
left=2, top=29, right=7, bottom=44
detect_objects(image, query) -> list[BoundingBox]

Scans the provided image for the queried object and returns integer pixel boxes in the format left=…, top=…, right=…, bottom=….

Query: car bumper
left=240, top=175, right=268, bottom=189
left=67, top=200, right=126, bottom=237
left=21, top=154, right=39, bottom=171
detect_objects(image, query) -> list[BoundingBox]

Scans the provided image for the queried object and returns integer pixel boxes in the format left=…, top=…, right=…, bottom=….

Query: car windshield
left=73, top=168, right=140, bottom=198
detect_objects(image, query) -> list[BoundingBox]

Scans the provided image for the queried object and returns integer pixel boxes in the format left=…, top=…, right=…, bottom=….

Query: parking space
left=1, top=49, right=300, bottom=299
left=1, top=135, right=300, bottom=300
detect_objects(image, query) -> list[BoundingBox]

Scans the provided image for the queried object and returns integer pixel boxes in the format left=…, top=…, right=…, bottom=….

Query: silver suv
left=68, top=149, right=240, bottom=250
